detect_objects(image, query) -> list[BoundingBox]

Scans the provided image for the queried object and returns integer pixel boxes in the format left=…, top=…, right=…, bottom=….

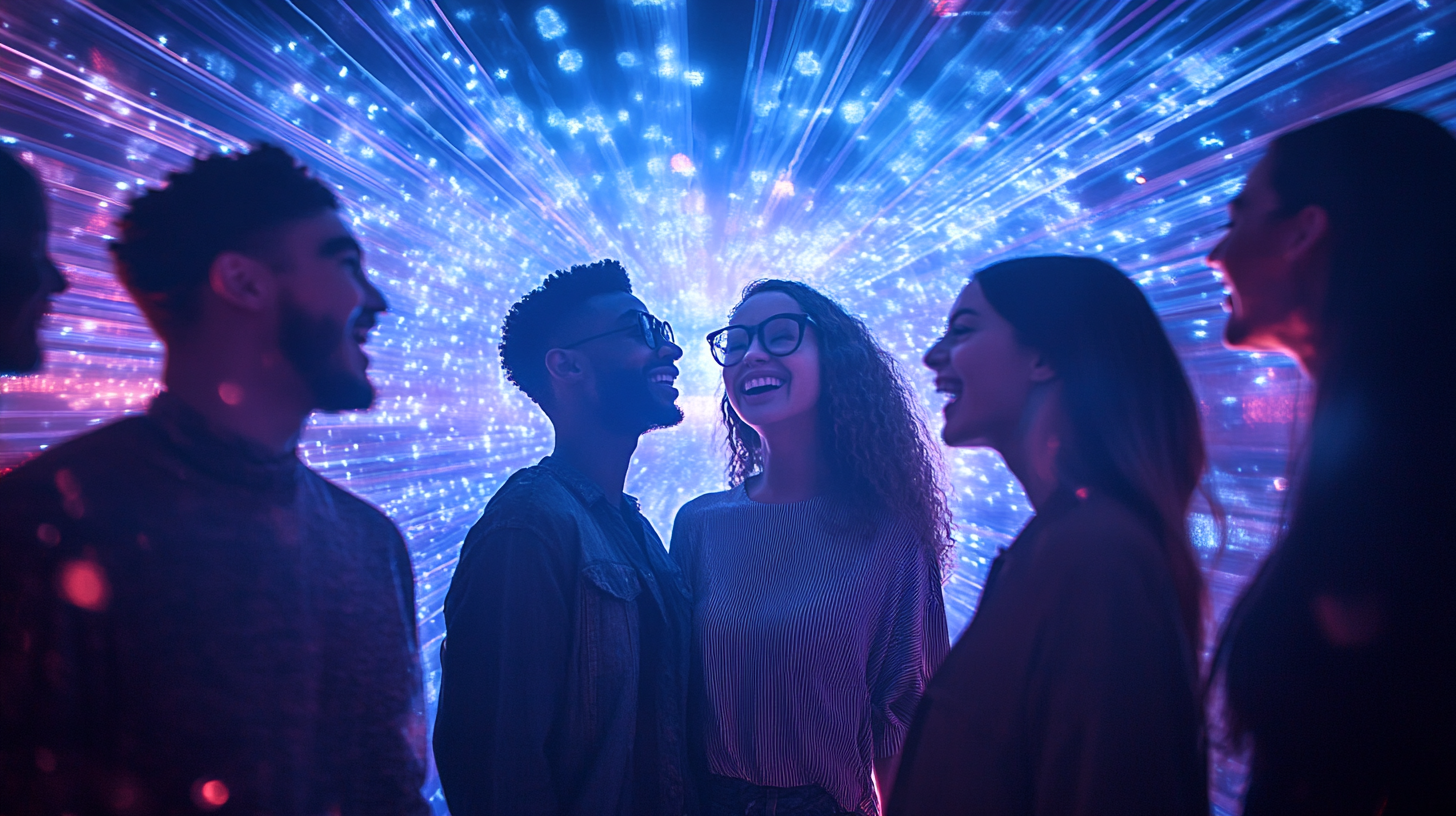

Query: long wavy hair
left=975, top=256, right=1209, bottom=651
left=1214, top=108, right=1456, bottom=783
left=719, top=279, right=954, bottom=573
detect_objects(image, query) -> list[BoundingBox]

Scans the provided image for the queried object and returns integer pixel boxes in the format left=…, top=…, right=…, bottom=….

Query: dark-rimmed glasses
left=706, top=313, right=816, bottom=367
left=562, top=310, right=675, bottom=350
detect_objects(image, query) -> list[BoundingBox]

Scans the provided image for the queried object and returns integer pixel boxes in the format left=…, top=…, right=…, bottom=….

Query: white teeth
left=742, top=376, right=784, bottom=392
left=651, top=373, right=675, bottom=384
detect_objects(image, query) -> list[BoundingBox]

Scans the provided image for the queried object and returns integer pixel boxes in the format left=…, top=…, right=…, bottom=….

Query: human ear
left=1285, top=204, right=1329, bottom=263
left=209, top=251, right=274, bottom=312
left=1028, top=351, right=1057, bottom=384
left=544, top=348, right=586, bottom=386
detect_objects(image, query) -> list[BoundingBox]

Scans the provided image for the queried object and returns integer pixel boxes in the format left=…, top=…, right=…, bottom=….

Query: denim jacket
left=434, top=456, right=693, bottom=816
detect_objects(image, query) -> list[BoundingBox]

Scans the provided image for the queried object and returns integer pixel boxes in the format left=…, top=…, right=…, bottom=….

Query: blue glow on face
left=1, top=1, right=1454, bottom=811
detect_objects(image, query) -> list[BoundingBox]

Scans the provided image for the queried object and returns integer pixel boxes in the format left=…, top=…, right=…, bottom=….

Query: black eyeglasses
left=706, top=313, right=816, bottom=367
left=563, top=310, right=675, bottom=350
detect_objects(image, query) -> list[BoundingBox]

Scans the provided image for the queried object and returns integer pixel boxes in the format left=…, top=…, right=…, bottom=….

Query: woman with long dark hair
left=1211, top=107, right=1456, bottom=814
left=889, top=256, right=1208, bottom=816
left=670, top=279, right=952, bottom=816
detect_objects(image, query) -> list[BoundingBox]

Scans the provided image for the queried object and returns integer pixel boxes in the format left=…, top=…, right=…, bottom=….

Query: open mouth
left=650, top=369, right=678, bottom=388
left=741, top=375, right=784, bottom=396
left=935, top=378, right=962, bottom=408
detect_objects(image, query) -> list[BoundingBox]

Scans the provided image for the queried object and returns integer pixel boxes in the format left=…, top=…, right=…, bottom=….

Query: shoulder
left=673, top=486, right=739, bottom=525
left=304, top=470, right=405, bottom=542
left=464, top=465, right=593, bottom=552
left=0, top=418, right=159, bottom=519
left=0, top=416, right=156, bottom=490
left=1034, top=493, right=1163, bottom=573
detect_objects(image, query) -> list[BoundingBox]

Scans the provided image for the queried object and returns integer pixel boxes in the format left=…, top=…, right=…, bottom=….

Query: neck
left=551, top=417, right=639, bottom=507
left=162, top=344, right=311, bottom=454
left=1277, top=311, right=1323, bottom=381
left=747, top=410, right=824, bottom=504
left=996, top=384, right=1062, bottom=512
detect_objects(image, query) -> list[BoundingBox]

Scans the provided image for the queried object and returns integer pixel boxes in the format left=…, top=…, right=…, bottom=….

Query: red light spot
left=192, top=778, right=230, bottom=810
left=1134, top=174, right=1148, bottom=184
left=36, top=523, right=61, bottom=546
left=669, top=153, right=694, bottom=175
left=218, top=382, right=244, bottom=406
left=59, top=559, right=110, bottom=611
left=1075, top=487, right=1089, bottom=500
left=934, top=0, right=968, bottom=17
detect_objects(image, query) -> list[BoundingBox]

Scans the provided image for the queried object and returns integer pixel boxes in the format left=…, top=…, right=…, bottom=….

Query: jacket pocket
left=576, top=562, right=641, bottom=737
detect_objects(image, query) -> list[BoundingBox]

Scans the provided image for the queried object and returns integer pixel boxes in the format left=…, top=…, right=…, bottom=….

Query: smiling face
left=561, top=290, right=684, bottom=435
left=923, top=280, right=1046, bottom=449
left=269, top=211, right=386, bottom=411
left=1207, top=151, right=1327, bottom=358
left=722, top=290, right=821, bottom=435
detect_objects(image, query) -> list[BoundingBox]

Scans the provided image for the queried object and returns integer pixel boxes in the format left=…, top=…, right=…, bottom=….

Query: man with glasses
left=434, top=259, right=692, bottom=816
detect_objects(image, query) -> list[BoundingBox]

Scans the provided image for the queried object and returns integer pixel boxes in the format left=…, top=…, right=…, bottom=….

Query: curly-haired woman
left=670, top=280, right=952, bottom=816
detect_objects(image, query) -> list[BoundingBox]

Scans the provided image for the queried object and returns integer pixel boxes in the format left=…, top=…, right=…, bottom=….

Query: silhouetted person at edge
left=891, top=256, right=1209, bottom=816
left=434, top=260, right=692, bottom=816
left=0, top=148, right=67, bottom=375
left=1211, top=108, right=1456, bottom=814
left=0, top=146, right=429, bottom=813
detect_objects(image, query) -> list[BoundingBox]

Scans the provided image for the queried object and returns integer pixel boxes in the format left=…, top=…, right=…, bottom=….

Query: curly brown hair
left=719, top=279, right=954, bottom=575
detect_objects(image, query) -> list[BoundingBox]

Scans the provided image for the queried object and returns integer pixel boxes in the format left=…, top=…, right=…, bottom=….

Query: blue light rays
left=1, top=1, right=1454, bottom=811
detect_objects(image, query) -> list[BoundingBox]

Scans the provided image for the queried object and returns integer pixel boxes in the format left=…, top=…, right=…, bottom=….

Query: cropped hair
left=109, top=144, right=337, bottom=337
left=974, top=256, right=1209, bottom=651
left=499, top=259, right=633, bottom=406
left=720, top=279, right=954, bottom=574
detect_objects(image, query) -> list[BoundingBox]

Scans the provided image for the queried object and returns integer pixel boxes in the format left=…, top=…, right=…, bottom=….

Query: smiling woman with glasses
left=706, top=313, right=814, bottom=366
left=672, top=279, right=952, bottom=816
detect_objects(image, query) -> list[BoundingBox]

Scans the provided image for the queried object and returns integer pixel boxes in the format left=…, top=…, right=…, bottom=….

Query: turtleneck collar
left=146, top=391, right=303, bottom=490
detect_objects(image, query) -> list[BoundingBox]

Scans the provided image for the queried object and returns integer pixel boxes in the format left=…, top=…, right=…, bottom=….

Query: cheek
left=790, top=348, right=822, bottom=407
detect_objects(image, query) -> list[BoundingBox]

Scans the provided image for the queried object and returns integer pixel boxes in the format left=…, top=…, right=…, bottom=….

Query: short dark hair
left=499, top=259, right=633, bottom=405
left=109, top=144, right=338, bottom=336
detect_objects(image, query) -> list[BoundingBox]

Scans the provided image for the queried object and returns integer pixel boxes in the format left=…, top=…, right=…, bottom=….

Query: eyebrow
left=950, top=307, right=978, bottom=321
left=319, top=235, right=363, bottom=258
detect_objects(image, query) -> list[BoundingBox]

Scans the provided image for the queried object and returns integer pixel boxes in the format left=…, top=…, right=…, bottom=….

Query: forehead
left=578, top=290, right=647, bottom=326
left=1233, top=154, right=1278, bottom=209
left=732, top=290, right=803, bottom=323
left=275, top=210, right=355, bottom=251
left=952, top=279, right=990, bottom=314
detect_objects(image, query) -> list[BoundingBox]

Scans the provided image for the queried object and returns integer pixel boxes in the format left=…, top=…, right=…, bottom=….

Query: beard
left=597, top=363, right=684, bottom=436
left=278, top=295, right=375, bottom=412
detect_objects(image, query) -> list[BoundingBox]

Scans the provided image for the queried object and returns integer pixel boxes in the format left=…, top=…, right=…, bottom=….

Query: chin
left=642, top=405, right=686, bottom=433
left=0, top=341, right=42, bottom=375
left=312, top=373, right=376, bottom=412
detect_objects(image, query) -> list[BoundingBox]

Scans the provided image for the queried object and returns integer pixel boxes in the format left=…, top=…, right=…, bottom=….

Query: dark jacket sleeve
left=433, top=522, right=572, bottom=816
left=1027, top=525, right=1206, bottom=816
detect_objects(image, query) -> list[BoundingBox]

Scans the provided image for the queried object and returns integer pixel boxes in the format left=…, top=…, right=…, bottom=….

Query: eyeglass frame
left=560, top=310, right=676, bottom=351
left=705, top=312, right=817, bottom=367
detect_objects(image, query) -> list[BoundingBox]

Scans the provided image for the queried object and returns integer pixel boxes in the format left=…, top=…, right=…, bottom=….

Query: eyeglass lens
left=713, top=316, right=804, bottom=365
left=639, top=312, right=674, bottom=348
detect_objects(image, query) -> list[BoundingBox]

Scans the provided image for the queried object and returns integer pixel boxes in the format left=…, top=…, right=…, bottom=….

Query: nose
left=740, top=334, right=772, bottom=366
left=1206, top=234, right=1227, bottom=271
left=658, top=337, right=683, bottom=362
left=358, top=271, right=388, bottom=316
left=923, top=336, right=948, bottom=371
left=45, top=255, right=68, bottom=296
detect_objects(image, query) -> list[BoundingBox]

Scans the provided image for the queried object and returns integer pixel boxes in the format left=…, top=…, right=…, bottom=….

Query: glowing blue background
left=1, top=1, right=1453, bottom=812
